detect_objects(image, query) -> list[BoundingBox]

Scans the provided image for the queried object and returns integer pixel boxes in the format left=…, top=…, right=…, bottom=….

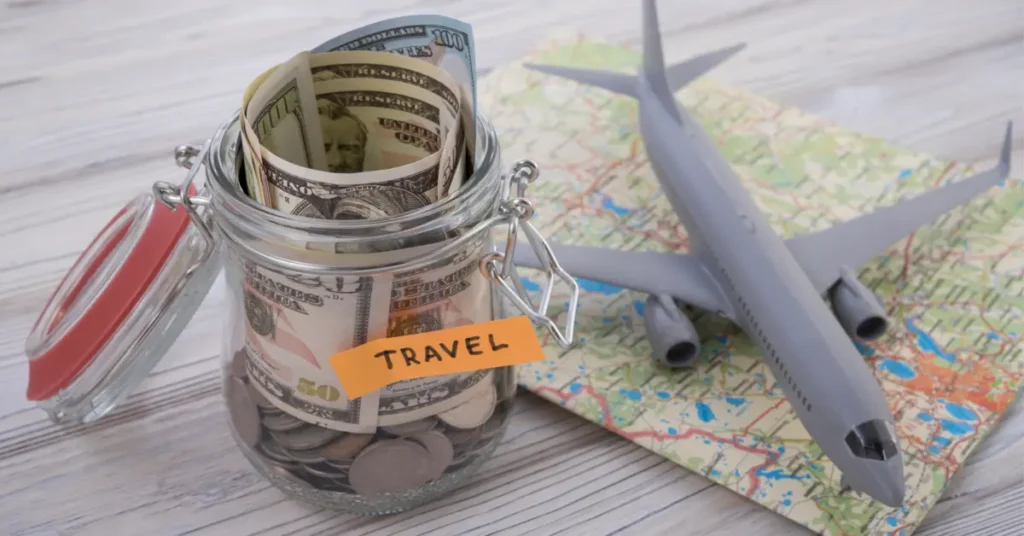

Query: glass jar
left=22, top=110, right=578, bottom=515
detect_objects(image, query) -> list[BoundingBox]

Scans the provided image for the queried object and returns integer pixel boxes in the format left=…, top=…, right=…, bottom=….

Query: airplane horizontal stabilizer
left=522, top=63, right=638, bottom=98
left=665, top=43, right=746, bottom=93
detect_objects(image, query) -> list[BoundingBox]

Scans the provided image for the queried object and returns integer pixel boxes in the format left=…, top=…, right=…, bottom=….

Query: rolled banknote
left=311, top=14, right=477, bottom=126
left=241, top=50, right=467, bottom=219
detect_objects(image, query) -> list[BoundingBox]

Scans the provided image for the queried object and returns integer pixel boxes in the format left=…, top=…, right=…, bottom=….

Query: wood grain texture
left=1, top=0, right=1022, bottom=534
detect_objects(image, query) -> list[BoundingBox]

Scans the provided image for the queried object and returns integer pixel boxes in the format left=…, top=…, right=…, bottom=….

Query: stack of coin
left=225, top=350, right=512, bottom=497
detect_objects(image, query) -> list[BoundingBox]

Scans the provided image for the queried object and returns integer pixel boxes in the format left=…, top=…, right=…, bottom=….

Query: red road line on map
left=899, top=235, right=916, bottom=283
left=742, top=398, right=787, bottom=435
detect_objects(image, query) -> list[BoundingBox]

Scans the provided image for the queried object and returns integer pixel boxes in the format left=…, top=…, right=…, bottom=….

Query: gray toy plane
left=513, top=0, right=1014, bottom=508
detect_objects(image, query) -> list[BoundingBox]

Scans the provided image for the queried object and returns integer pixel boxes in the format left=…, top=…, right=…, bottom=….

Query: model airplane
left=513, top=0, right=1014, bottom=508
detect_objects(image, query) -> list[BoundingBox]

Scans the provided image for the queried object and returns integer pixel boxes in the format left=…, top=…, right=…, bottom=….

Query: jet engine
left=828, top=267, right=889, bottom=342
left=644, top=295, right=701, bottom=368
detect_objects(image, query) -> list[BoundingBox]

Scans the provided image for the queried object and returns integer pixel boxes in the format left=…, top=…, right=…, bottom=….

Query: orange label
left=328, top=315, right=545, bottom=400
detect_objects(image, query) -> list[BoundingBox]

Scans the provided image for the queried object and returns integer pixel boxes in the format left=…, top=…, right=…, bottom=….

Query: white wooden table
left=1, top=1, right=1022, bottom=534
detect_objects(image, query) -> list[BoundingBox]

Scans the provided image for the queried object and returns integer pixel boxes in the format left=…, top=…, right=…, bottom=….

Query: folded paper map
left=479, top=33, right=1024, bottom=536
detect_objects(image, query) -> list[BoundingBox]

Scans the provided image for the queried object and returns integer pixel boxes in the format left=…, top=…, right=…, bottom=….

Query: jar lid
left=23, top=174, right=222, bottom=424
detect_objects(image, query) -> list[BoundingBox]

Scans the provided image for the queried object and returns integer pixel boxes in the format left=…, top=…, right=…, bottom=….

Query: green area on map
left=479, top=32, right=1024, bottom=536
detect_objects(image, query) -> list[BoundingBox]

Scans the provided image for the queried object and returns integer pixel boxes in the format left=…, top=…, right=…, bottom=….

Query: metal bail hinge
left=153, top=141, right=216, bottom=266
left=482, top=160, right=580, bottom=348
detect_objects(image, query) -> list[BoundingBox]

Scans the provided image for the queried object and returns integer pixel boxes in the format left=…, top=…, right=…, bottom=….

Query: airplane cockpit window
left=844, top=419, right=899, bottom=461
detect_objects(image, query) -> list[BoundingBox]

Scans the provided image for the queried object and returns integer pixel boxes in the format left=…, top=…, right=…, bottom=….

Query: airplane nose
left=876, top=461, right=906, bottom=507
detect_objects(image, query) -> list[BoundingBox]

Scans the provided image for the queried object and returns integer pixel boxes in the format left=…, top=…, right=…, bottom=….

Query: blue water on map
left=940, top=419, right=974, bottom=436
left=695, top=402, right=716, bottom=422
left=934, top=436, right=951, bottom=446
left=569, top=382, right=582, bottom=394
left=620, top=388, right=642, bottom=401
left=898, top=169, right=913, bottom=179
left=601, top=197, right=631, bottom=216
left=917, top=412, right=934, bottom=422
left=633, top=300, right=646, bottom=317
left=929, top=446, right=941, bottom=455
left=755, top=467, right=808, bottom=481
left=887, top=516, right=899, bottom=527
left=519, top=276, right=541, bottom=292
left=668, top=427, right=678, bottom=435
left=880, top=359, right=916, bottom=379
left=656, top=391, right=671, bottom=400
left=577, top=279, right=623, bottom=295
left=944, top=401, right=978, bottom=421
left=987, top=332, right=1000, bottom=340
left=905, top=318, right=957, bottom=362
left=725, top=397, right=746, bottom=407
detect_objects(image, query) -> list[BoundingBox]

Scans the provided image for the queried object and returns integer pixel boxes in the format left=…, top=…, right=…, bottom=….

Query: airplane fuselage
left=634, top=76, right=904, bottom=504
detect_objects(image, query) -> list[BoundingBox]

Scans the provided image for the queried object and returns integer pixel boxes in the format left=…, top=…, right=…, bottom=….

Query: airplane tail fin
left=523, top=0, right=744, bottom=99
left=998, top=120, right=1014, bottom=177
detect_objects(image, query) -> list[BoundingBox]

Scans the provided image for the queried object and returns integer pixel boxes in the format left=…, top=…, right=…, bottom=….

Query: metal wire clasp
left=481, top=160, right=579, bottom=348
left=152, top=142, right=216, bottom=265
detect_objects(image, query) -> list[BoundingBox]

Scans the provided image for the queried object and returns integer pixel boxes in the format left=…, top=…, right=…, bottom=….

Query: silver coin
left=479, top=407, right=508, bottom=439
left=261, top=412, right=306, bottom=432
left=261, top=455, right=301, bottom=472
left=445, top=427, right=480, bottom=446
left=230, top=349, right=248, bottom=379
left=227, top=377, right=261, bottom=447
left=303, top=462, right=349, bottom=479
left=247, top=382, right=277, bottom=410
left=410, top=431, right=454, bottom=480
left=437, top=383, right=497, bottom=429
left=381, top=417, right=437, bottom=436
left=265, top=462, right=305, bottom=483
left=319, top=433, right=375, bottom=461
left=283, top=446, right=325, bottom=465
left=270, top=425, right=342, bottom=451
left=260, top=407, right=284, bottom=420
left=258, top=440, right=295, bottom=464
left=349, top=439, right=434, bottom=496
left=323, top=458, right=354, bottom=471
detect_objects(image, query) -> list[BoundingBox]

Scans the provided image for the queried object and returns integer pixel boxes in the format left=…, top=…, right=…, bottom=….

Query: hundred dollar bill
left=261, top=79, right=459, bottom=220
left=244, top=51, right=327, bottom=172
left=238, top=255, right=392, bottom=432
left=311, top=14, right=477, bottom=127
left=376, top=232, right=496, bottom=426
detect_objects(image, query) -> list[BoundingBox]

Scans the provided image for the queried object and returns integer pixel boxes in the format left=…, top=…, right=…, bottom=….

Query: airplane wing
left=512, top=242, right=736, bottom=320
left=786, top=122, right=1013, bottom=293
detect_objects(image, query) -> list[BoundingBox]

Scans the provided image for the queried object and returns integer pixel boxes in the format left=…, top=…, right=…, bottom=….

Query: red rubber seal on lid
left=25, top=191, right=194, bottom=401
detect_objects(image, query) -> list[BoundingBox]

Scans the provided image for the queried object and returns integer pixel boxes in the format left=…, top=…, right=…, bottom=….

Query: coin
left=230, top=350, right=248, bottom=379
left=261, top=412, right=306, bottom=432
left=283, top=446, right=326, bottom=465
left=302, top=462, right=349, bottom=479
left=437, top=383, right=496, bottom=429
left=410, top=431, right=454, bottom=480
left=323, top=458, right=354, bottom=471
left=381, top=417, right=437, bottom=436
left=258, top=439, right=295, bottom=465
left=247, top=382, right=276, bottom=410
left=349, top=439, right=434, bottom=495
left=319, top=433, right=374, bottom=461
left=479, top=405, right=508, bottom=439
left=445, top=427, right=480, bottom=447
left=227, top=377, right=261, bottom=447
left=270, top=425, right=342, bottom=451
